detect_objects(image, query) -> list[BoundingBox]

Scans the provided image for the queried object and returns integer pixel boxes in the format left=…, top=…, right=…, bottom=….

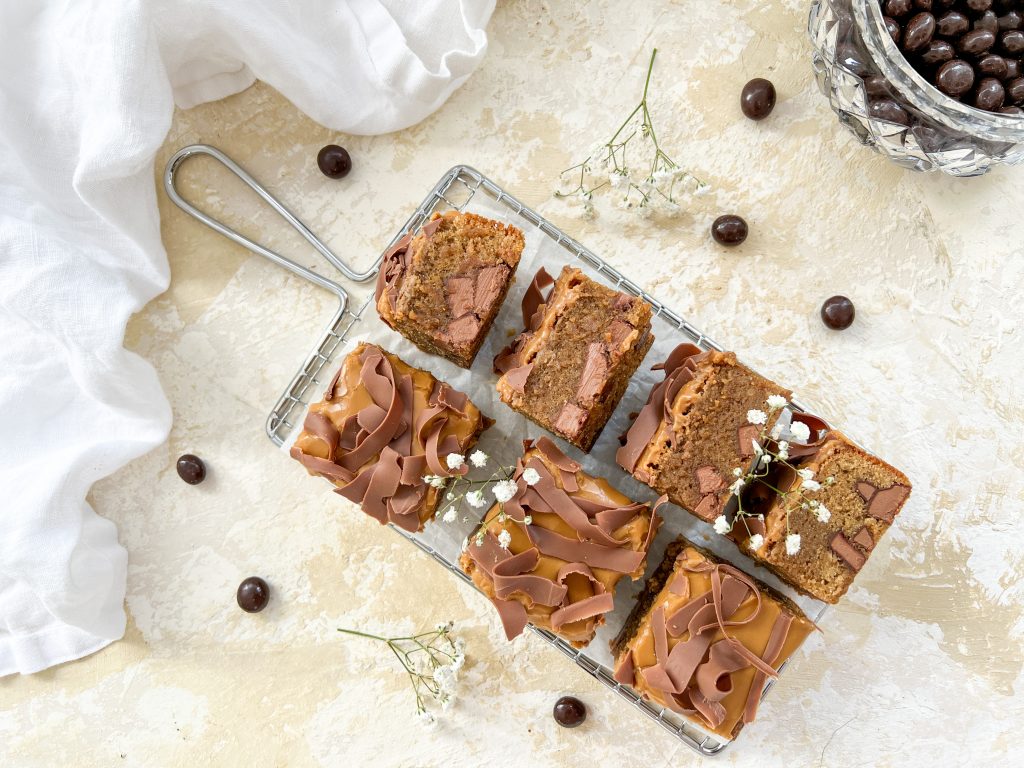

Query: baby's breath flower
left=766, top=394, right=787, bottom=409
left=424, top=474, right=447, bottom=489
left=827, top=475, right=836, bottom=485
left=785, top=533, right=801, bottom=556
left=747, top=409, right=768, bottom=425
left=777, top=442, right=789, bottom=460
left=797, top=468, right=815, bottom=481
left=461, top=537, right=469, bottom=552
left=446, top=453, right=466, bottom=470
left=789, top=421, right=811, bottom=442
left=694, top=183, right=712, bottom=197
left=522, top=515, right=533, bottom=525
left=466, top=490, right=486, bottom=508
left=442, top=508, right=457, bottom=523
left=815, top=504, right=831, bottom=523
left=730, top=477, right=746, bottom=494
left=497, top=529, right=512, bottom=549
left=732, top=467, right=743, bottom=477
left=419, top=711, right=436, bottom=728
left=469, top=450, right=488, bottom=468
left=770, top=423, right=784, bottom=440
left=748, top=533, right=764, bottom=551
left=610, top=171, right=629, bottom=189
left=802, top=478, right=821, bottom=492
left=492, top=480, right=518, bottom=504
left=713, top=515, right=731, bottom=535
left=522, top=467, right=541, bottom=486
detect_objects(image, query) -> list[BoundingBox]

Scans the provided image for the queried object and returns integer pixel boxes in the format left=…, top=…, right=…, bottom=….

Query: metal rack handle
left=163, top=144, right=378, bottom=303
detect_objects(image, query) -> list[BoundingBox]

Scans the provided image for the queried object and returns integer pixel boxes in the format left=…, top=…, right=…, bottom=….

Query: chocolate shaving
left=503, top=363, right=533, bottom=393
left=553, top=403, right=588, bottom=436
left=785, top=412, right=831, bottom=459
left=374, top=216, right=444, bottom=316
left=830, top=532, right=867, bottom=571
left=575, top=343, right=609, bottom=406
left=742, top=612, right=793, bottom=724
left=521, top=266, right=554, bottom=328
left=617, top=343, right=707, bottom=473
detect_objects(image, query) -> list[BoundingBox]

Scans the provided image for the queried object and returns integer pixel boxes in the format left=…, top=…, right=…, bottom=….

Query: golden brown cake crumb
left=376, top=211, right=524, bottom=368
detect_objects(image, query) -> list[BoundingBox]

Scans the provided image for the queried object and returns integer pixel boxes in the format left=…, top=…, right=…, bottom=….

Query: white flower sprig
left=554, top=48, right=708, bottom=219
left=714, top=397, right=837, bottom=557
left=337, top=621, right=466, bottom=724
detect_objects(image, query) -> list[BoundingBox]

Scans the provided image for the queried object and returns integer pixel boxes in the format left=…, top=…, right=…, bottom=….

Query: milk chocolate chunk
left=290, top=343, right=490, bottom=532
left=460, top=437, right=661, bottom=648
left=494, top=265, right=654, bottom=452
left=830, top=532, right=867, bottom=572
left=375, top=211, right=523, bottom=368
left=612, top=538, right=815, bottom=741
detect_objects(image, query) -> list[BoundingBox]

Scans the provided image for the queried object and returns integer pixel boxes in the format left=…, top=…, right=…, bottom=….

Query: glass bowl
left=808, top=0, right=1024, bottom=176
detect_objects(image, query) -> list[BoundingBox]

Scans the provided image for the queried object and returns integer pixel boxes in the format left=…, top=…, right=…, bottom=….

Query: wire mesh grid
left=261, top=165, right=828, bottom=757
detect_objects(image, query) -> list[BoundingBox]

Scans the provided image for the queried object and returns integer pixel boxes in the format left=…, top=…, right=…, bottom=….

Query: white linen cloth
left=0, top=0, right=494, bottom=677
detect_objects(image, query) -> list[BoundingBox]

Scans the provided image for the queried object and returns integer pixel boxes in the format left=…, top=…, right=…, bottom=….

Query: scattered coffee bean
left=317, top=144, right=352, bottom=179
left=237, top=577, right=270, bottom=613
left=966, top=0, right=992, bottom=10
left=740, top=78, right=777, bottom=120
left=870, top=98, right=912, bottom=124
left=1006, top=58, right=1022, bottom=78
left=176, top=454, right=206, bottom=485
left=711, top=215, right=748, bottom=246
left=553, top=696, right=587, bottom=728
left=936, top=59, right=976, bottom=96
left=821, top=296, right=856, bottom=330
left=915, top=0, right=934, bottom=10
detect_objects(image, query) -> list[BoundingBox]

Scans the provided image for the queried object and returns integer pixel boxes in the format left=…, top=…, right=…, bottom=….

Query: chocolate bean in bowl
left=809, top=0, right=1024, bottom=175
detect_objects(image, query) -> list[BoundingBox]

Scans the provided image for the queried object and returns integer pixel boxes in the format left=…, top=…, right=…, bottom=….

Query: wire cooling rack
left=164, top=148, right=827, bottom=757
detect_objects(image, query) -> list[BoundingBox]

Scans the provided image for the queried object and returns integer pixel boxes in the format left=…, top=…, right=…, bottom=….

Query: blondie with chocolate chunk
left=290, top=343, right=490, bottom=532
left=736, top=428, right=911, bottom=604
left=459, top=437, right=661, bottom=647
left=612, top=537, right=815, bottom=740
left=494, top=266, right=654, bottom=452
left=375, top=211, right=524, bottom=368
left=617, top=344, right=791, bottom=523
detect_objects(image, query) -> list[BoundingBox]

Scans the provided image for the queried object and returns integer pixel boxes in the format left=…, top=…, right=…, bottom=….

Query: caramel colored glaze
left=622, top=545, right=814, bottom=740
left=292, top=343, right=486, bottom=528
left=460, top=443, right=656, bottom=647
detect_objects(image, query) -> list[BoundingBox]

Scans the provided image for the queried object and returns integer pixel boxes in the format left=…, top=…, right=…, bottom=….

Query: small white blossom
left=418, top=710, right=436, bottom=728
left=713, top=515, right=731, bottom=535
left=790, top=421, right=811, bottom=442
left=785, top=533, right=801, bottom=556
left=469, top=450, right=488, bottom=468
left=446, top=453, right=465, bottom=470
left=492, top=480, right=518, bottom=504
left=653, top=169, right=673, bottom=183
left=815, top=504, right=832, bottom=523
left=610, top=171, right=629, bottom=189
left=465, top=490, right=486, bottom=508
left=433, top=664, right=458, bottom=698
left=802, top=478, right=822, bottom=492
left=761, top=454, right=773, bottom=464
left=424, top=475, right=447, bottom=489
left=461, top=537, right=469, bottom=552
left=770, top=423, right=784, bottom=440
left=777, top=441, right=789, bottom=460
left=730, top=477, right=746, bottom=494
left=446, top=492, right=454, bottom=500
left=497, top=529, right=512, bottom=549
left=694, top=183, right=712, bottom=197
left=442, top=507, right=457, bottom=523
left=827, top=475, right=836, bottom=485
left=751, top=440, right=764, bottom=456
left=748, top=533, right=764, bottom=551
left=522, top=467, right=541, bottom=486
left=797, top=468, right=815, bottom=481
left=522, top=515, right=533, bottom=525
left=732, top=467, right=743, bottom=477
left=747, top=409, right=767, bottom=425
left=766, top=394, right=787, bottom=409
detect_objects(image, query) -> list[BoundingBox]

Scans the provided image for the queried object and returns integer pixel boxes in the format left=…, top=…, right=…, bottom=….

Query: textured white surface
left=1, top=1, right=1022, bottom=766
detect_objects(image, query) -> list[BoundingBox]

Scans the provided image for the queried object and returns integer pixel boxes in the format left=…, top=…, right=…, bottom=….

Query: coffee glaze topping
left=464, top=437, right=662, bottom=646
left=614, top=545, right=814, bottom=739
left=290, top=343, right=483, bottom=531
